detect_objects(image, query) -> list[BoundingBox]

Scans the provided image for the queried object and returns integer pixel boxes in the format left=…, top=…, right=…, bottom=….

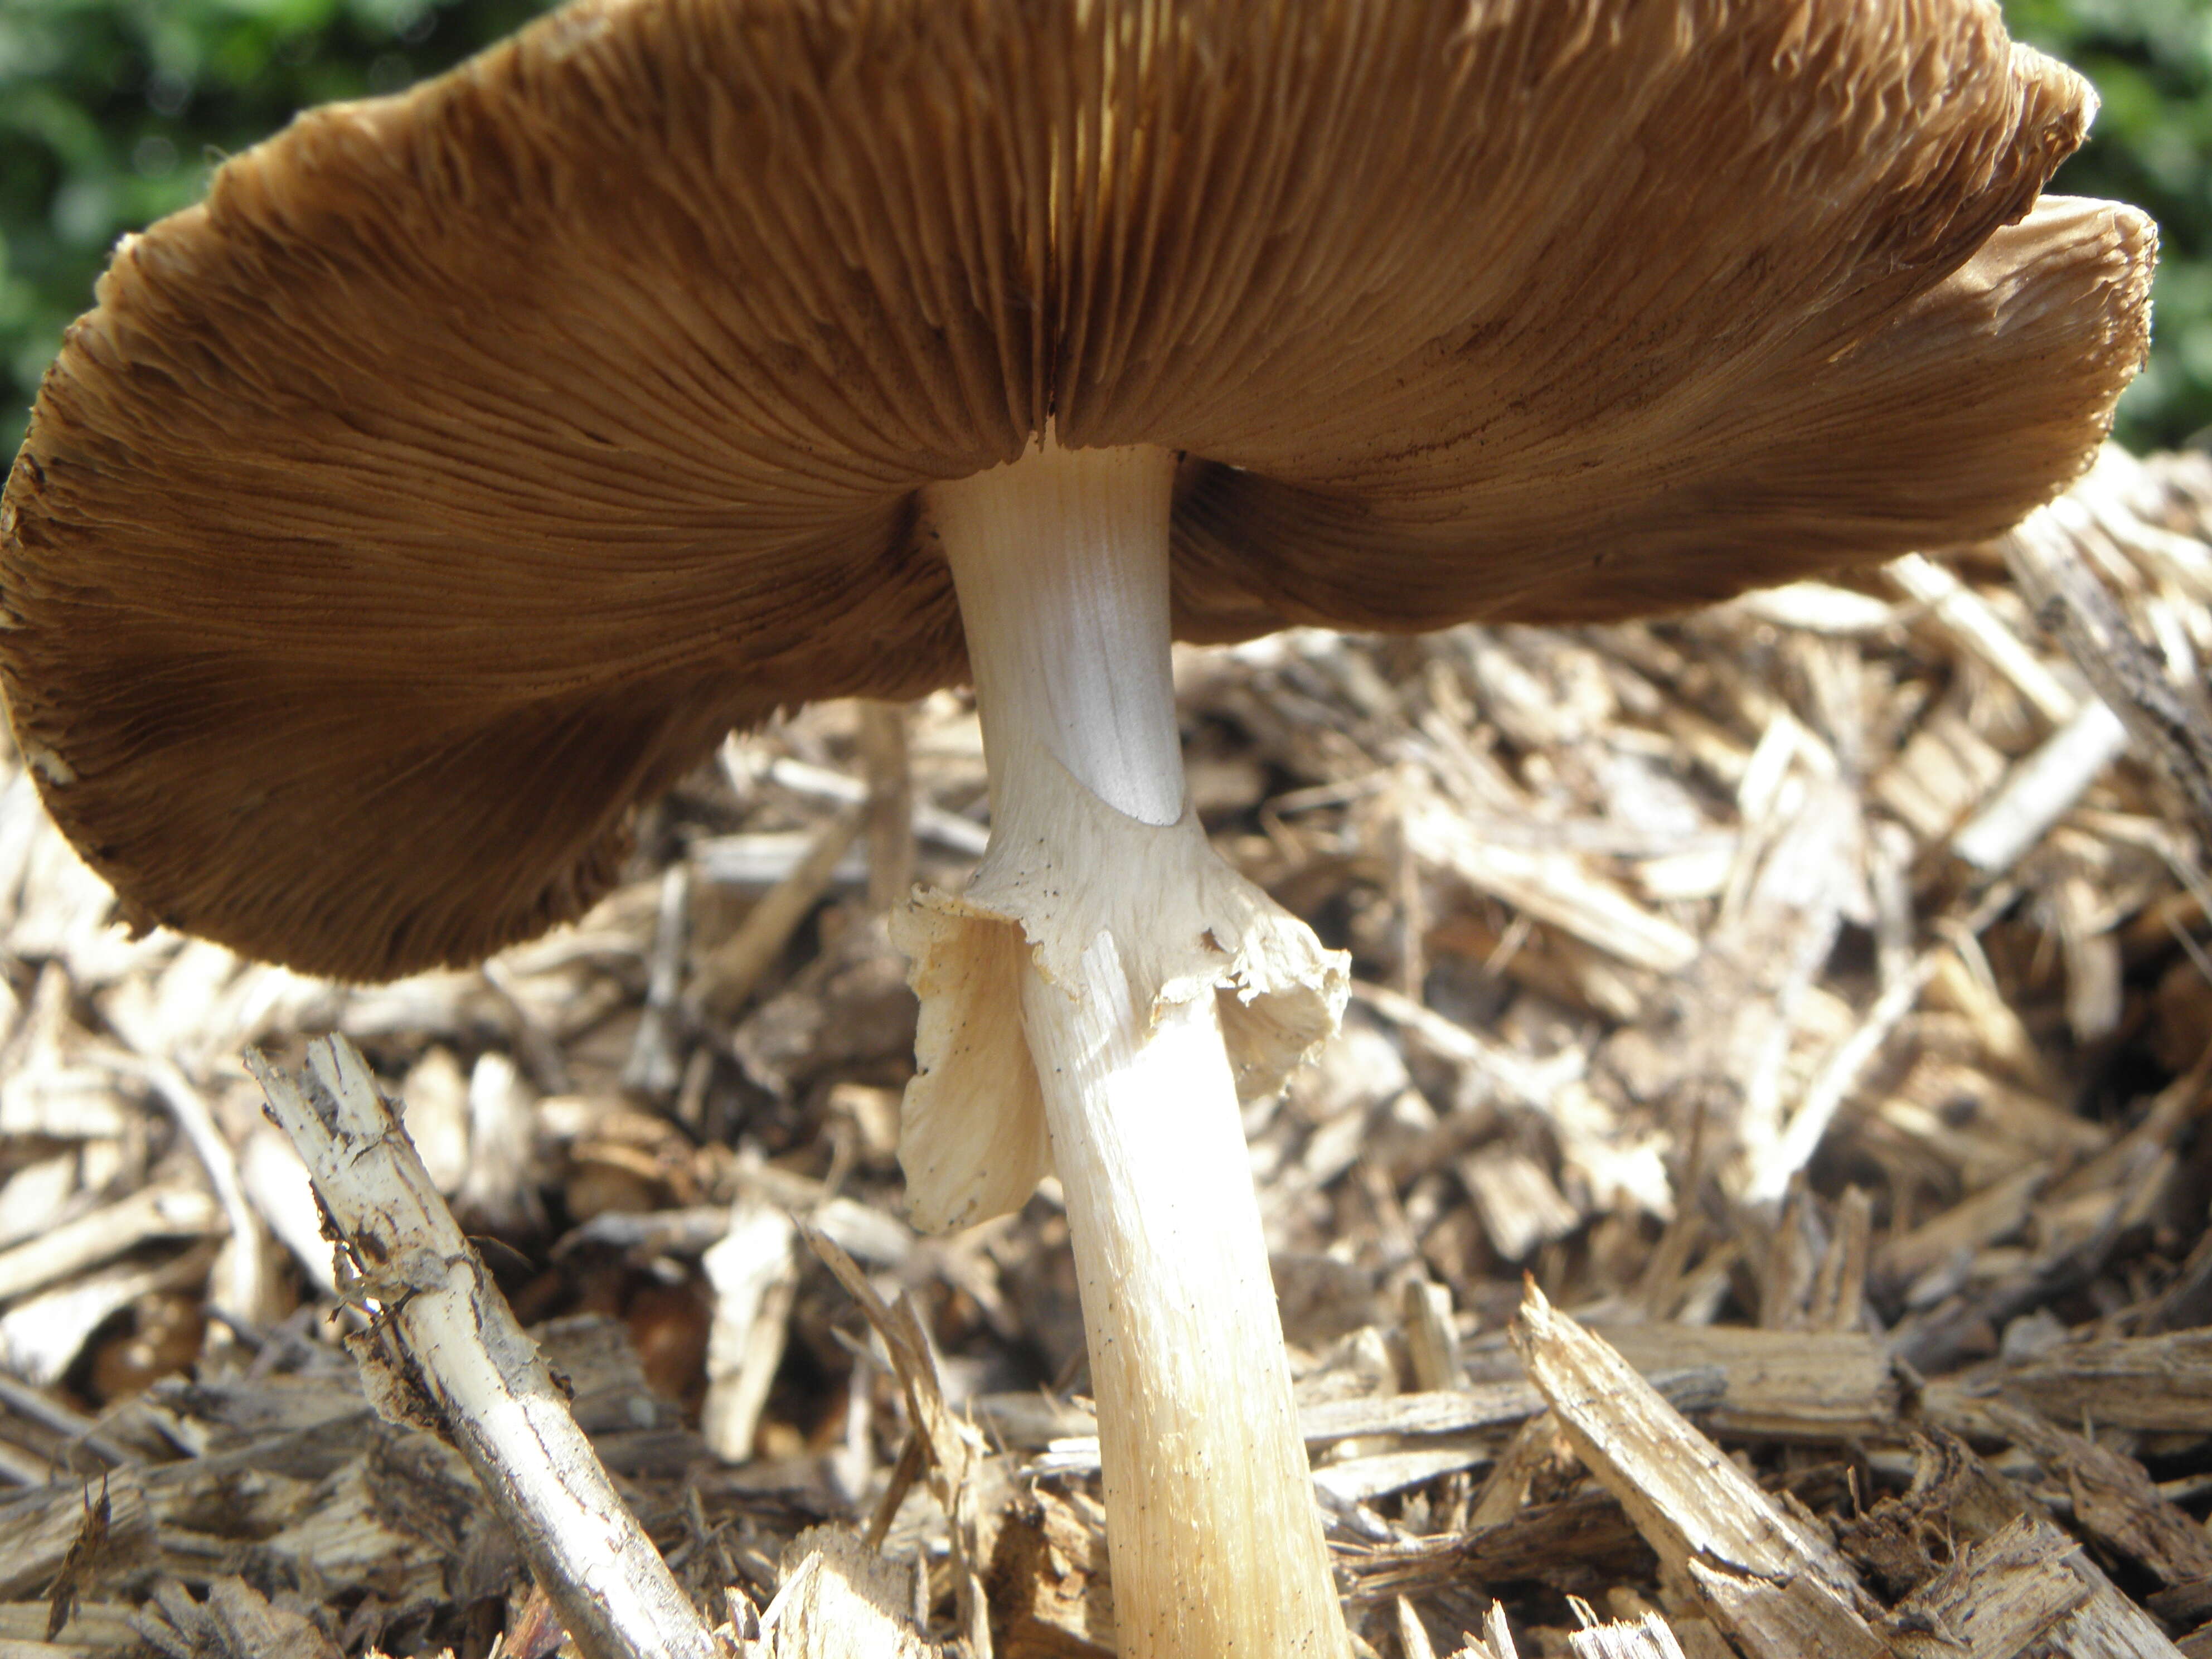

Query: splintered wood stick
left=1510, top=1283, right=1886, bottom=1659
left=1565, top=1613, right=1690, bottom=1659
left=250, top=1036, right=719, bottom=1659
left=1403, top=795, right=1699, bottom=974
left=0, top=1181, right=217, bottom=1303
left=1886, top=1514, right=2185, bottom=1659
left=700, top=1195, right=798, bottom=1463
left=1588, top=1322, right=1896, bottom=1442
left=735, top=1528, right=941, bottom=1657
left=0, top=1246, right=214, bottom=1389
left=1741, top=951, right=1936, bottom=1207
left=2006, top=506, right=2212, bottom=836
left=805, top=1226, right=991, bottom=1657
left=109, top=1053, right=271, bottom=1325
left=1473, top=1604, right=1521, bottom=1659
left=1396, top=1597, right=1438, bottom=1659
left=1887, top=552, right=2080, bottom=724
left=732, top=749, right=992, bottom=857
left=1036, top=1369, right=1725, bottom=1476
left=1951, top=699, right=2131, bottom=875
left=1402, top=1278, right=1464, bottom=1393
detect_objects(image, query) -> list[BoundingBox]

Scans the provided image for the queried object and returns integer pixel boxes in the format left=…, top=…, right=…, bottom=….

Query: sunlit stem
left=927, top=439, right=1347, bottom=1658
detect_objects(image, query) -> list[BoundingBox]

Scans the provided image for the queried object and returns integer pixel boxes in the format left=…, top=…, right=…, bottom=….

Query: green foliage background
left=0, top=0, right=554, bottom=463
left=0, top=0, right=2206, bottom=460
left=2009, top=0, right=2212, bottom=450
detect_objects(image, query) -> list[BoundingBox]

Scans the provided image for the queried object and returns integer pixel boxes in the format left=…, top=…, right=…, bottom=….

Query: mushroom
left=0, top=2, right=2152, bottom=1653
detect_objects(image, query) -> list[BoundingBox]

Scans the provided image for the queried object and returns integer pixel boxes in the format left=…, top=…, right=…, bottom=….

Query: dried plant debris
left=6, top=446, right=2212, bottom=1652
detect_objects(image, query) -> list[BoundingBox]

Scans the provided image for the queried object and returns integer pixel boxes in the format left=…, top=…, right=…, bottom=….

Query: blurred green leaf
left=0, top=0, right=552, bottom=457
left=2007, top=0, right=2212, bottom=448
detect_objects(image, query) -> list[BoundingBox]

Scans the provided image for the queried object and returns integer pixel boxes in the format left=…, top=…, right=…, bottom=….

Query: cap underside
left=0, top=0, right=2153, bottom=978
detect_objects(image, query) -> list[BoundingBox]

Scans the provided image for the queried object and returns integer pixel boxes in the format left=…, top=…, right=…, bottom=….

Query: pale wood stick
left=620, top=862, right=690, bottom=1097
left=695, top=804, right=864, bottom=1021
left=250, top=1037, right=719, bottom=1659
left=1888, top=551, right=2080, bottom=724
left=0, top=1182, right=217, bottom=1303
left=1952, top=700, right=2130, bottom=875
left=1511, top=1283, right=1886, bottom=1659
left=859, top=701, right=916, bottom=911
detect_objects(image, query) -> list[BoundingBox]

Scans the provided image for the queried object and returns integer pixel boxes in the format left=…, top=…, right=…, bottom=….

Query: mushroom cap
left=1, top=0, right=2153, bottom=981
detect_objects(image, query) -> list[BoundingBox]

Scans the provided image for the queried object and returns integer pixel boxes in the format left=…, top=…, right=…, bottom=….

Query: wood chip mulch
left=6, top=444, right=2212, bottom=1657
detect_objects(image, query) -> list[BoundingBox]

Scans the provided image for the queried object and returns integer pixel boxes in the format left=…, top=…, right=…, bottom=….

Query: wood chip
left=1510, top=1285, right=1885, bottom=1659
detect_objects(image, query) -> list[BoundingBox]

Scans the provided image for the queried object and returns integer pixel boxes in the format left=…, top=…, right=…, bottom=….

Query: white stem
left=931, top=442, right=1184, bottom=827
left=928, top=439, right=1346, bottom=1657
left=1024, top=943, right=1343, bottom=1655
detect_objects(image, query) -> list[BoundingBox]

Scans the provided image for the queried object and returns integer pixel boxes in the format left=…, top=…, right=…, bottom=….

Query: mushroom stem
left=929, top=439, right=1347, bottom=1657
left=935, top=440, right=1186, bottom=830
